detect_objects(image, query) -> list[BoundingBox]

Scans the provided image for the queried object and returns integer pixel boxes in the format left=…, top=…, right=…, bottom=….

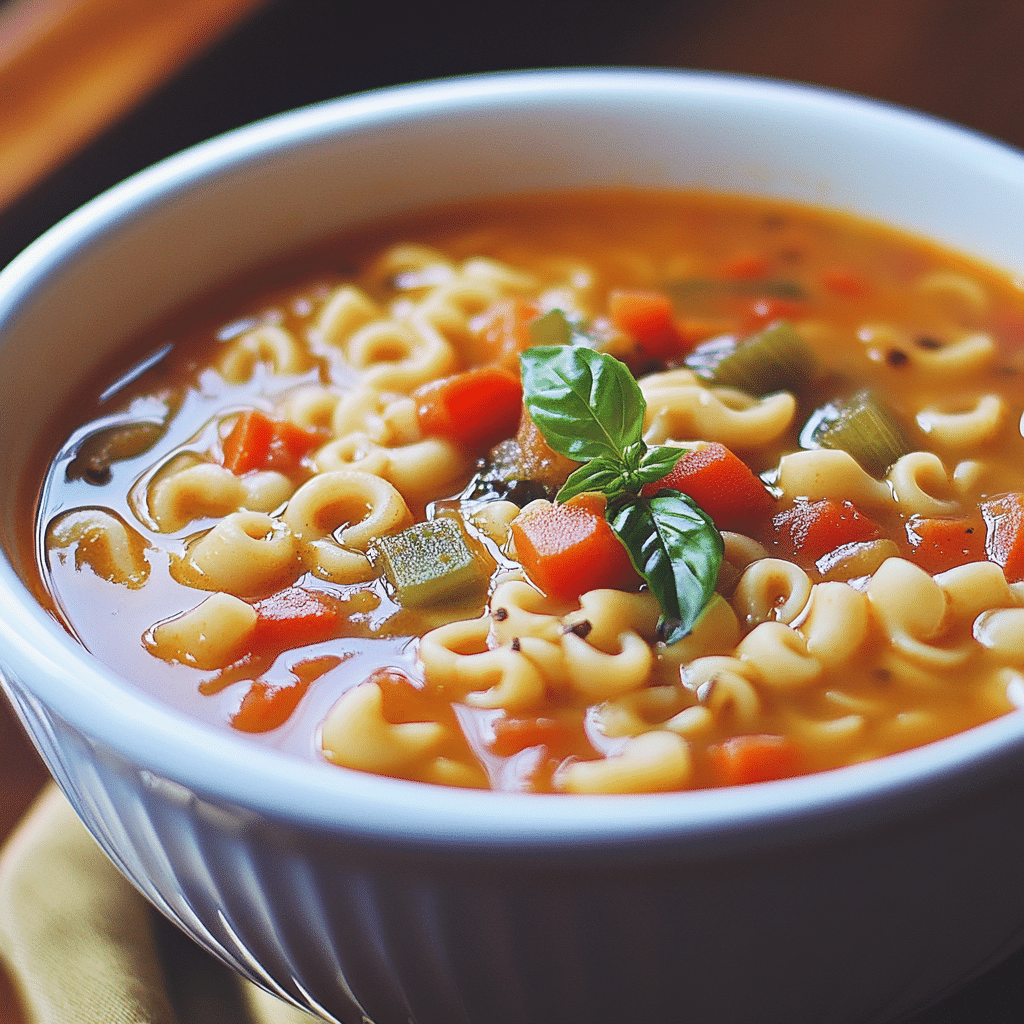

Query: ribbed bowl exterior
left=7, top=664, right=1024, bottom=1024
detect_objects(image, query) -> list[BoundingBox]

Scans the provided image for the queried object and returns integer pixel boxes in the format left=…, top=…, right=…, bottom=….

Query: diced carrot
left=982, top=493, right=1024, bottom=583
left=231, top=677, right=311, bottom=733
left=250, top=587, right=342, bottom=651
left=708, top=734, right=801, bottom=786
left=720, top=252, right=771, bottom=280
left=821, top=267, right=869, bottom=298
left=490, top=716, right=574, bottom=757
left=472, top=297, right=543, bottom=371
left=222, top=409, right=324, bottom=475
left=772, top=498, right=881, bottom=566
left=642, top=441, right=775, bottom=534
left=415, top=365, right=523, bottom=452
left=906, top=513, right=986, bottom=574
left=510, top=492, right=640, bottom=602
left=608, top=289, right=685, bottom=360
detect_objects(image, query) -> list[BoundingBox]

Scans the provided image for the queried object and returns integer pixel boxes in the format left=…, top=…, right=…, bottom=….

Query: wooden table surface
left=3, top=1, right=1024, bottom=1020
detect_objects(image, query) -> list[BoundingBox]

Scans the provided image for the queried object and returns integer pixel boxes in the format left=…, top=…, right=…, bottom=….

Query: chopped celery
left=370, top=517, right=493, bottom=607
left=802, top=389, right=912, bottom=477
left=528, top=309, right=573, bottom=348
left=665, top=277, right=805, bottom=304
left=685, top=320, right=817, bottom=396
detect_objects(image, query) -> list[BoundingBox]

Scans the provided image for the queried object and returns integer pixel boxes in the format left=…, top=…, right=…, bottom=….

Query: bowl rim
left=4, top=66, right=1024, bottom=857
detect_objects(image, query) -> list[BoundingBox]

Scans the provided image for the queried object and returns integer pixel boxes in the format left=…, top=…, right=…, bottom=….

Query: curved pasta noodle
left=277, top=384, right=341, bottom=432
left=315, top=434, right=472, bottom=507
left=555, top=731, right=692, bottom=794
left=917, top=269, right=988, bottom=317
left=973, top=608, right=1024, bottom=662
left=310, top=285, right=382, bottom=350
left=418, top=615, right=546, bottom=711
left=736, top=621, right=822, bottom=689
left=343, top=317, right=459, bottom=394
left=46, top=508, right=150, bottom=588
left=867, top=557, right=970, bottom=670
left=910, top=332, right=996, bottom=376
left=147, top=462, right=245, bottom=533
left=935, top=561, right=1018, bottom=626
left=567, top=589, right=662, bottom=650
left=147, top=592, right=256, bottom=669
left=176, top=511, right=298, bottom=596
left=684, top=656, right=762, bottom=729
left=915, top=394, right=1004, bottom=450
left=561, top=629, right=654, bottom=701
left=775, top=449, right=892, bottom=509
left=218, top=323, right=310, bottom=383
left=796, top=581, right=871, bottom=670
left=489, top=580, right=565, bottom=646
left=282, top=470, right=413, bottom=583
left=731, top=558, right=811, bottom=629
left=330, top=390, right=420, bottom=447
left=320, top=681, right=446, bottom=774
left=642, top=380, right=796, bottom=450
left=597, top=686, right=691, bottom=738
left=887, top=451, right=960, bottom=516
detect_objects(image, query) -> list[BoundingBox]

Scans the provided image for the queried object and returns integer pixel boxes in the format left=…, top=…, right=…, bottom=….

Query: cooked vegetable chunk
left=371, top=517, right=493, bottom=607
left=804, top=389, right=912, bottom=477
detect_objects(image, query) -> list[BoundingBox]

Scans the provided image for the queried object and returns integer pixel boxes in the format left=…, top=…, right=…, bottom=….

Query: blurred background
left=2, top=0, right=1024, bottom=1020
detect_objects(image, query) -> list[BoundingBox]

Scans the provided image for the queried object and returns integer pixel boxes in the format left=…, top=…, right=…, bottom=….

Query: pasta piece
left=562, top=629, right=654, bottom=702
left=555, top=732, right=692, bottom=794
left=218, top=323, right=310, bottom=383
left=310, top=285, right=382, bottom=350
left=566, top=589, right=662, bottom=650
left=147, top=592, right=256, bottom=669
left=320, top=682, right=445, bottom=774
left=775, top=449, right=892, bottom=510
left=684, top=656, right=762, bottom=729
left=277, top=384, right=341, bottom=432
left=910, top=332, right=996, bottom=376
left=936, top=561, right=1018, bottom=627
left=887, top=451, right=960, bottom=517
left=46, top=508, right=150, bottom=588
left=345, top=318, right=458, bottom=394
left=796, top=581, right=871, bottom=670
left=147, top=461, right=245, bottom=533
left=917, top=269, right=988, bottom=317
left=642, top=381, right=796, bottom=451
left=664, top=595, right=741, bottom=664
left=330, top=388, right=420, bottom=447
left=598, top=685, right=691, bottom=738
left=314, top=434, right=473, bottom=508
left=282, top=470, right=413, bottom=583
left=238, top=470, right=295, bottom=513
left=736, top=621, right=822, bottom=689
left=489, top=580, right=565, bottom=646
left=175, top=511, right=299, bottom=597
left=974, top=608, right=1024, bottom=663
left=915, top=395, right=1005, bottom=450
left=732, top=558, right=812, bottom=630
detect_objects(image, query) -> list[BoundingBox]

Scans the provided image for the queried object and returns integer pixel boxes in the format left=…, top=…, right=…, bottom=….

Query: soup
left=32, top=190, right=1024, bottom=794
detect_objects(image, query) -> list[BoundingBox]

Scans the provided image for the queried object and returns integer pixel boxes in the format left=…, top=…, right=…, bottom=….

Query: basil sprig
left=520, top=345, right=723, bottom=643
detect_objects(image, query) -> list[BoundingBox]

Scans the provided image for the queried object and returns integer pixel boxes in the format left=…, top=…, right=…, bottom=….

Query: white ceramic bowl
left=3, top=69, right=1024, bottom=1024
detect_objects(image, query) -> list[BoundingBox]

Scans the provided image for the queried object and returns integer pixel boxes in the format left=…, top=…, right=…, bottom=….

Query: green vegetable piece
left=804, top=389, right=913, bottom=478
left=528, top=309, right=572, bottom=348
left=370, top=518, right=491, bottom=608
left=520, top=345, right=645, bottom=463
left=687, top=320, right=816, bottom=396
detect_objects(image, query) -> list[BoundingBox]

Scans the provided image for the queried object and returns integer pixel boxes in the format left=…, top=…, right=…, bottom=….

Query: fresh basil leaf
left=520, top=346, right=645, bottom=462
left=634, top=444, right=687, bottom=486
left=607, top=492, right=722, bottom=643
left=556, top=457, right=627, bottom=503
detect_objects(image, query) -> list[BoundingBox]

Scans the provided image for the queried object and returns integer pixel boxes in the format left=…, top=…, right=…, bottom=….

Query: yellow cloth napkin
left=0, top=783, right=316, bottom=1024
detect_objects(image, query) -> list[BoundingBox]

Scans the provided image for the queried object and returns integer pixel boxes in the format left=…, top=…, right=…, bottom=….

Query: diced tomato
left=608, top=289, right=685, bottom=361
left=472, top=297, right=542, bottom=371
left=708, top=734, right=801, bottom=786
left=510, top=492, right=640, bottom=602
left=490, top=716, right=574, bottom=757
left=222, top=409, right=324, bottom=475
left=642, top=442, right=775, bottom=535
left=772, top=498, right=881, bottom=566
left=415, top=365, right=523, bottom=452
left=982, top=493, right=1024, bottom=583
left=231, top=677, right=311, bottom=733
left=821, top=267, right=869, bottom=299
left=906, top=513, right=986, bottom=574
left=250, top=587, right=342, bottom=651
